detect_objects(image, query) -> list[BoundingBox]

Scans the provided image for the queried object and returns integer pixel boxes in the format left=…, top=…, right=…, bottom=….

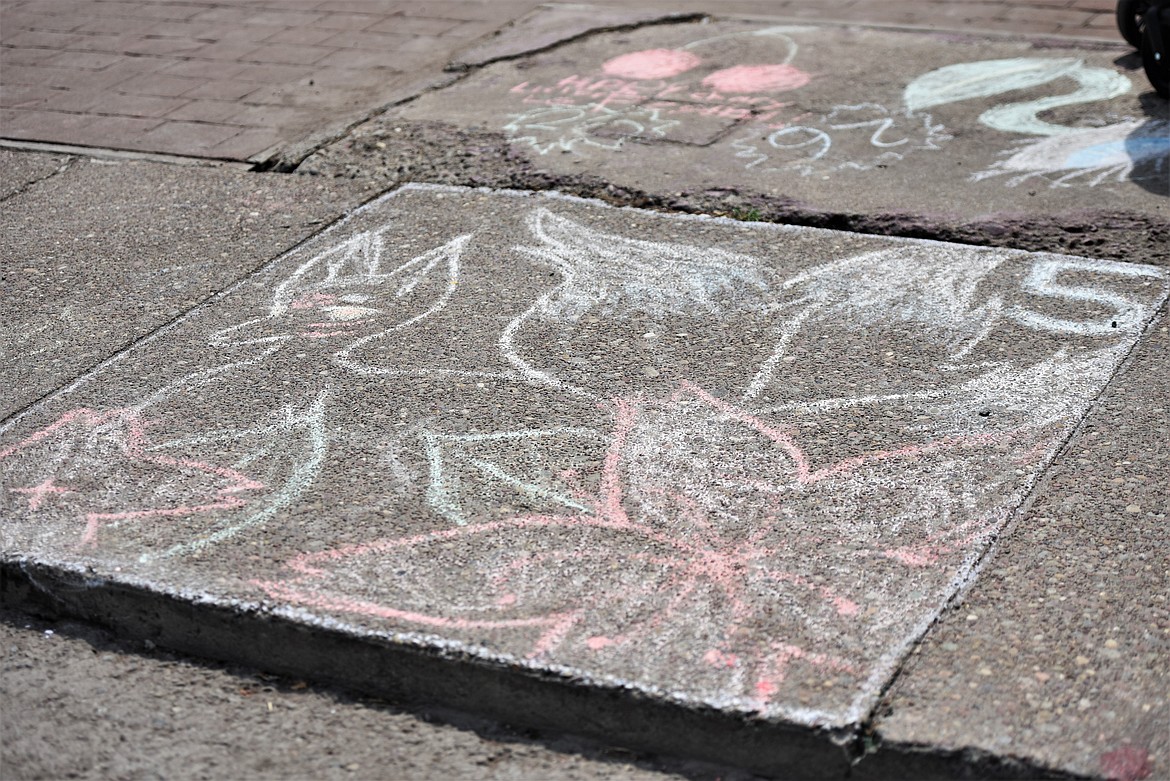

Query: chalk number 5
left=1009, top=258, right=1164, bottom=335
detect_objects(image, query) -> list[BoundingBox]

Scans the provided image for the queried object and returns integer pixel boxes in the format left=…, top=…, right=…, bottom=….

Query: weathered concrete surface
left=302, top=18, right=1169, bottom=263
left=0, top=147, right=68, bottom=201
left=2, top=185, right=1166, bottom=775
left=1, top=607, right=717, bottom=781
left=863, top=310, right=1170, bottom=781
left=0, top=150, right=365, bottom=419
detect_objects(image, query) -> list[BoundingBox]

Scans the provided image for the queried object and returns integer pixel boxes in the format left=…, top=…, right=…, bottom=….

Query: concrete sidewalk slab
left=2, top=184, right=1166, bottom=775
left=0, top=150, right=366, bottom=419
left=303, top=18, right=1168, bottom=263
left=865, top=312, right=1170, bottom=781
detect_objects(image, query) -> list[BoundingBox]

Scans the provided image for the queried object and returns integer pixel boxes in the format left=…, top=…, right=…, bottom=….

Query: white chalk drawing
left=211, top=229, right=469, bottom=348
left=6, top=190, right=1168, bottom=722
left=236, top=201, right=1166, bottom=720
left=973, top=119, right=1170, bottom=187
left=904, top=57, right=1164, bottom=187
left=502, top=208, right=771, bottom=397
left=903, top=58, right=1132, bottom=137
left=503, top=104, right=680, bottom=154
left=729, top=102, right=952, bottom=176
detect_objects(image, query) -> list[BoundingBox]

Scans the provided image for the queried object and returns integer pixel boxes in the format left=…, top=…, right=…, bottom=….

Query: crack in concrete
left=0, top=153, right=75, bottom=205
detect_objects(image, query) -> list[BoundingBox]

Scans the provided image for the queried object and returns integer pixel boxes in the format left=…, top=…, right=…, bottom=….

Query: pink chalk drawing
left=0, top=389, right=328, bottom=560
left=505, top=27, right=813, bottom=154
left=601, top=49, right=701, bottom=80
left=253, top=380, right=1053, bottom=711
left=701, top=64, right=810, bottom=94
left=0, top=408, right=263, bottom=548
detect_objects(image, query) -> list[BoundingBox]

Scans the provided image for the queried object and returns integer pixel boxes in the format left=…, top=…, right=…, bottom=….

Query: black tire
left=1118, top=0, right=1151, bottom=47
left=1142, top=17, right=1170, bottom=97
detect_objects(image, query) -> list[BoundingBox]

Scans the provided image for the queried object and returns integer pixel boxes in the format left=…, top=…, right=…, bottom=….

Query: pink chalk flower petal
left=702, top=64, right=810, bottom=94
left=601, top=48, right=702, bottom=80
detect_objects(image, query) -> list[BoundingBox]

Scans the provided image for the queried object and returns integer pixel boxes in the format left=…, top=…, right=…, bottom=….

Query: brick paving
left=0, top=0, right=1126, bottom=162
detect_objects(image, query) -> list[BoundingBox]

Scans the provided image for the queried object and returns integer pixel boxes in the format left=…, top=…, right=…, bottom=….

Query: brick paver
left=0, top=0, right=1128, bottom=162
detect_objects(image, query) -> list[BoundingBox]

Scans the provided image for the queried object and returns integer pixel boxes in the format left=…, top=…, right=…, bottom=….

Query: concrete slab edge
left=261, top=72, right=464, bottom=173
left=0, top=555, right=854, bottom=779
left=1, top=555, right=1094, bottom=780
left=446, top=5, right=707, bottom=71
left=0, top=139, right=254, bottom=170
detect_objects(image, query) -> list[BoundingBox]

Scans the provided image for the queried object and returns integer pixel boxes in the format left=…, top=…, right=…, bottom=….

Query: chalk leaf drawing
left=904, top=57, right=1164, bottom=187
left=250, top=200, right=1167, bottom=721
left=0, top=408, right=261, bottom=550
left=211, top=229, right=470, bottom=348
left=0, top=393, right=328, bottom=560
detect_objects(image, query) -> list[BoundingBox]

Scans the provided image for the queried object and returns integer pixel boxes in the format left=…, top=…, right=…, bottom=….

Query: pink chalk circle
left=701, top=64, right=811, bottom=94
left=601, top=48, right=702, bottom=80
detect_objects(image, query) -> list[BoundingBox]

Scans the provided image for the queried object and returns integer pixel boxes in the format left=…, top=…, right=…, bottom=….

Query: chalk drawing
left=6, top=187, right=1167, bottom=721
left=421, top=426, right=605, bottom=526
left=903, top=58, right=1131, bottom=137
left=211, top=230, right=469, bottom=347
left=730, top=103, right=951, bottom=176
left=602, top=48, right=701, bottom=80
left=974, top=119, right=1170, bottom=188
left=501, top=208, right=770, bottom=396
left=505, top=26, right=813, bottom=153
left=254, top=391, right=875, bottom=711
left=505, top=34, right=1154, bottom=187
left=0, top=408, right=264, bottom=548
left=137, top=391, right=329, bottom=561
left=903, top=57, right=1161, bottom=187
left=0, top=385, right=328, bottom=558
left=502, top=104, right=680, bottom=155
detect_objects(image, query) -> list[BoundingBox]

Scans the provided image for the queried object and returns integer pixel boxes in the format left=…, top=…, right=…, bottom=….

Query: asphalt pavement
left=2, top=3, right=1167, bottom=780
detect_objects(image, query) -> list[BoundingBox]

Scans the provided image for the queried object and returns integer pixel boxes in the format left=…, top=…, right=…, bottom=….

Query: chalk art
left=0, top=389, right=327, bottom=557
left=4, top=188, right=1167, bottom=721
left=730, top=102, right=951, bottom=176
left=904, top=57, right=1164, bottom=188
left=496, top=24, right=1160, bottom=188
left=211, top=229, right=470, bottom=347
left=973, top=119, right=1170, bottom=187
left=506, top=26, right=811, bottom=153
left=503, top=104, right=680, bottom=154
left=237, top=193, right=1168, bottom=719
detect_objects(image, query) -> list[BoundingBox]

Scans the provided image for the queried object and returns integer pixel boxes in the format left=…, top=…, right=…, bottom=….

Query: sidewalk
left=2, top=3, right=1167, bottom=781
left=2, top=0, right=1123, bottom=162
